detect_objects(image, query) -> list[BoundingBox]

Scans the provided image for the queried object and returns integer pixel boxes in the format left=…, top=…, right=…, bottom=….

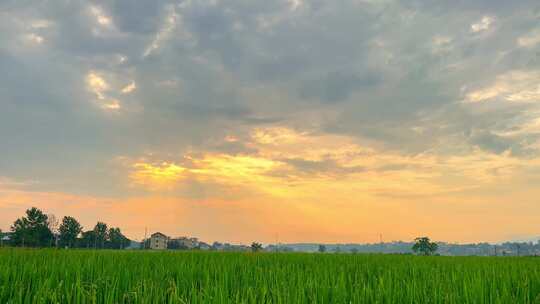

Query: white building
left=149, top=232, right=169, bottom=250
left=170, top=237, right=199, bottom=249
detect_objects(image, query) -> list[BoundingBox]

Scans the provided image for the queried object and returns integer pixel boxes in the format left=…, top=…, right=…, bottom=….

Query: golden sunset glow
left=126, top=127, right=540, bottom=206
left=130, top=162, right=187, bottom=190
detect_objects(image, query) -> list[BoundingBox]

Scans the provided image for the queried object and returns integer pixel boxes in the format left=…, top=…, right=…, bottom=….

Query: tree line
left=315, top=237, right=439, bottom=255
left=1, top=207, right=130, bottom=249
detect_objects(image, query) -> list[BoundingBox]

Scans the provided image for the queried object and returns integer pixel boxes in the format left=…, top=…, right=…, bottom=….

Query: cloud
left=85, top=71, right=122, bottom=110
left=431, top=35, right=454, bottom=55
left=251, top=127, right=306, bottom=145
left=299, top=70, right=380, bottom=103
left=465, top=70, right=540, bottom=103
left=143, top=4, right=179, bottom=57
left=128, top=152, right=283, bottom=196
left=288, top=0, right=303, bottom=11
left=518, top=28, right=540, bottom=48
left=89, top=5, right=112, bottom=27
left=470, top=16, right=495, bottom=33
left=124, top=127, right=540, bottom=203
left=130, top=162, right=187, bottom=191
left=121, top=81, right=136, bottom=94
left=2, top=0, right=540, bottom=242
left=468, top=130, right=515, bottom=154
left=25, top=33, right=44, bottom=44
left=86, top=72, right=109, bottom=99
left=30, top=19, right=53, bottom=29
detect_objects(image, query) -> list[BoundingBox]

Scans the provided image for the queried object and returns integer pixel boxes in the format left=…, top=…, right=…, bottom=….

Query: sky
left=1, top=0, right=540, bottom=244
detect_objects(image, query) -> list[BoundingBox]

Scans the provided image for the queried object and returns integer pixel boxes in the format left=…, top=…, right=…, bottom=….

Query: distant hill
left=275, top=240, right=540, bottom=256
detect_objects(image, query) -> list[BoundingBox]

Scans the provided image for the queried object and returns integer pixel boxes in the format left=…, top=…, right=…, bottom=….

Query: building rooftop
left=150, top=232, right=168, bottom=238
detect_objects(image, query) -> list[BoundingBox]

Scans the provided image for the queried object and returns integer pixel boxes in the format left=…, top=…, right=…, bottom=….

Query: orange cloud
left=130, top=162, right=187, bottom=190
left=126, top=127, right=540, bottom=203
left=23, top=126, right=529, bottom=243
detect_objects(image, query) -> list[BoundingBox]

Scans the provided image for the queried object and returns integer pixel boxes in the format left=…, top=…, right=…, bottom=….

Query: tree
left=80, top=230, right=96, bottom=248
left=11, top=207, right=53, bottom=247
left=94, top=222, right=108, bottom=249
left=58, top=216, right=82, bottom=248
left=167, top=239, right=188, bottom=250
left=412, top=237, right=438, bottom=256
left=108, top=227, right=130, bottom=249
left=251, top=242, right=263, bottom=252
left=318, top=244, right=326, bottom=253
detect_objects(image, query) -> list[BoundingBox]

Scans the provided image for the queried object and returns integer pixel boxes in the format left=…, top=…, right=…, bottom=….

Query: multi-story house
left=149, top=232, right=169, bottom=250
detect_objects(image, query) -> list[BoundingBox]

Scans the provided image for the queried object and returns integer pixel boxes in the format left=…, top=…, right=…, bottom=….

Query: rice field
left=1, top=249, right=539, bottom=303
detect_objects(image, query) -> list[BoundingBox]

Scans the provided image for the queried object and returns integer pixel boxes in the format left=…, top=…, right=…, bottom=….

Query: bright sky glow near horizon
left=1, top=0, right=540, bottom=244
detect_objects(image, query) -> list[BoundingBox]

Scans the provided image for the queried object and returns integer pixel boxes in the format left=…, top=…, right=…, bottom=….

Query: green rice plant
left=1, top=249, right=539, bottom=303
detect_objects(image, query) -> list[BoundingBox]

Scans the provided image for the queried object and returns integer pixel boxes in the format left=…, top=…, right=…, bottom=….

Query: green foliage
left=251, top=242, right=263, bottom=252
left=412, top=237, right=439, bottom=256
left=9, top=209, right=129, bottom=250
left=1, top=249, right=539, bottom=303
left=10, top=207, right=53, bottom=247
left=167, top=240, right=189, bottom=250
left=107, top=227, right=130, bottom=249
left=80, top=230, right=97, bottom=249
left=59, top=216, right=83, bottom=248
left=77, top=224, right=129, bottom=249
left=93, top=222, right=108, bottom=249
left=318, top=244, right=326, bottom=253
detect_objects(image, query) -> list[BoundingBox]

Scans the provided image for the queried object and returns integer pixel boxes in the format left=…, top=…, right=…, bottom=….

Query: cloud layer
left=1, top=0, right=540, bottom=243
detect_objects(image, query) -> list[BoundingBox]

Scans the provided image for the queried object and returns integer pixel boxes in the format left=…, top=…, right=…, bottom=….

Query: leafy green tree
left=58, top=216, right=83, bottom=248
left=251, top=242, right=263, bottom=252
left=318, top=244, right=326, bottom=253
left=10, top=207, right=53, bottom=247
left=167, top=239, right=188, bottom=250
left=94, top=222, right=108, bottom=249
left=80, top=230, right=96, bottom=248
left=412, top=237, right=438, bottom=256
left=108, top=227, right=130, bottom=249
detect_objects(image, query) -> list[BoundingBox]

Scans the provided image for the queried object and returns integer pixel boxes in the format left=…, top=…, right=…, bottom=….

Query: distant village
left=2, top=207, right=540, bottom=256
left=273, top=241, right=540, bottom=256
left=134, top=232, right=540, bottom=256
left=3, top=228, right=540, bottom=256
left=142, top=232, right=253, bottom=252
